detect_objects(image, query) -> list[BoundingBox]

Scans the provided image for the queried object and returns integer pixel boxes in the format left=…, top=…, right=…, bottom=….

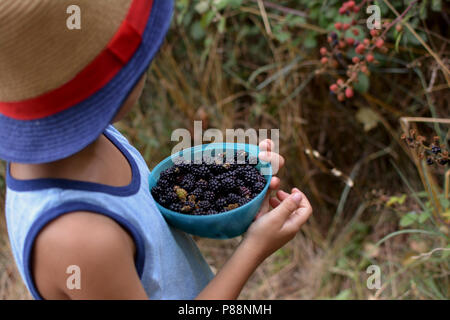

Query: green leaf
left=400, top=212, right=417, bottom=227
left=432, top=0, right=442, bottom=11
left=190, top=21, right=205, bottom=40
left=353, top=72, right=370, bottom=93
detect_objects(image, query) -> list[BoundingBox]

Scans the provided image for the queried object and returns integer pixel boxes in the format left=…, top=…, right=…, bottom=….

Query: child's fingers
left=259, top=139, right=274, bottom=152
left=269, top=196, right=281, bottom=208
left=269, top=176, right=280, bottom=190
left=268, top=192, right=302, bottom=222
left=258, top=151, right=285, bottom=175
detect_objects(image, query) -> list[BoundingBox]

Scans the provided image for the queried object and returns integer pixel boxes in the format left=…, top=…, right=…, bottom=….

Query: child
left=0, top=0, right=312, bottom=300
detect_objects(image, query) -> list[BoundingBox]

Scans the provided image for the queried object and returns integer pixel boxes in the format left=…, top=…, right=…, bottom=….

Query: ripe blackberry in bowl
left=148, top=143, right=272, bottom=239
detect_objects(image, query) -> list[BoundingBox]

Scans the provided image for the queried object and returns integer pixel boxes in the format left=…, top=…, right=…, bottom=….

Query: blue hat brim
left=0, top=0, right=174, bottom=164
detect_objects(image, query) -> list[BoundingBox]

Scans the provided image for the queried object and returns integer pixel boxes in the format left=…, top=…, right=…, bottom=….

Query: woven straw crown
left=0, top=0, right=132, bottom=102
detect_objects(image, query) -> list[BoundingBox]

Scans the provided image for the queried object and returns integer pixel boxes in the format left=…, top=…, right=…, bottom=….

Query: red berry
left=343, top=23, right=350, bottom=31
left=339, top=7, right=346, bottom=15
left=352, top=29, right=359, bottom=36
left=353, top=5, right=360, bottom=12
left=327, top=36, right=333, bottom=43
left=330, top=84, right=339, bottom=92
left=321, top=57, right=328, bottom=64
left=361, top=65, right=369, bottom=74
left=351, top=19, right=357, bottom=26
left=339, top=40, right=346, bottom=49
left=347, top=1, right=355, bottom=8
left=363, top=38, right=370, bottom=46
left=335, top=22, right=342, bottom=30
left=320, top=47, right=328, bottom=55
left=346, top=37, right=355, bottom=46
left=352, top=56, right=360, bottom=63
left=355, top=44, right=365, bottom=54
left=370, top=29, right=379, bottom=37
left=345, top=87, right=354, bottom=98
left=366, top=54, right=375, bottom=63
left=338, top=93, right=346, bottom=101
left=337, top=78, right=344, bottom=86
left=375, top=38, right=384, bottom=48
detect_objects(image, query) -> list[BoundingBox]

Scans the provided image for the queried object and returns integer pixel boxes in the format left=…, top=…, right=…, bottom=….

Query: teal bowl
left=148, top=143, right=272, bottom=239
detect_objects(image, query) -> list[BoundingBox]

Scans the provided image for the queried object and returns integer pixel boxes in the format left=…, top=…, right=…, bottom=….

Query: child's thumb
left=270, top=192, right=302, bottom=221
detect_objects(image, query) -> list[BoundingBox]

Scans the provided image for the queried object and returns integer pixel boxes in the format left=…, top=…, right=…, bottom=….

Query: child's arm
left=196, top=188, right=311, bottom=300
left=33, top=140, right=312, bottom=299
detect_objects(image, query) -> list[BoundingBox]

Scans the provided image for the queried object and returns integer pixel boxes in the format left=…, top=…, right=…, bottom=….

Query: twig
left=256, top=0, right=272, bottom=36
left=411, top=248, right=450, bottom=261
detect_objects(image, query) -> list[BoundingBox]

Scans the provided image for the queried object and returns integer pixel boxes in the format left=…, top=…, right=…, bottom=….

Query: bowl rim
left=149, top=143, right=273, bottom=219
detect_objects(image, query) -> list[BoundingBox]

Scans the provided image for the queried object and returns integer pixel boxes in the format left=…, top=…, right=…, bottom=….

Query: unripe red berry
left=321, top=57, right=328, bottom=64
left=351, top=19, right=357, bottom=26
left=347, top=1, right=355, bottom=8
left=352, top=56, right=360, bottom=63
left=395, top=24, right=403, bottom=32
left=338, top=93, right=346, bottom=101
left=366, top=54, right=375, bottom=63
left=361, top=65, right=369, bottom=74
left=370, top=29, right=379, bottom=37
left=346, top=37, right=355, bottom=46
left=363, top=38, right=370, bottom=46
left=320, top=47, right=328, bottom=55
left=375, top=38, right=384, bottom=48
left=355, top=44, right=365, bottom=54
left=353, top=5, right=360, bottom=12
left=330, top=84, right=339, bottom=92
left=335, top=22, right=342, bottom=30
left=342, top=23, right=350, bottom=31
left=345, top=87, right=354, bottom=98
left=327, top=36, right=333, bottom=43
left=339, top=40, right=346, bottom=49
left=337, top=78, right=344, bottom=86
left=352, top=29, right=359, bottom=36
left=339, top=7, right=346, bottom=15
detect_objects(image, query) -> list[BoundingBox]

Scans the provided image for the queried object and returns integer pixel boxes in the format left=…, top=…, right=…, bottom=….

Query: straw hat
left=0, top=0, right=173, bottom=163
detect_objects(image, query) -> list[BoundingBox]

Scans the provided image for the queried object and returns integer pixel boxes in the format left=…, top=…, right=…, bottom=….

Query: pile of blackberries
left=151, top=150, right=267, bottom=215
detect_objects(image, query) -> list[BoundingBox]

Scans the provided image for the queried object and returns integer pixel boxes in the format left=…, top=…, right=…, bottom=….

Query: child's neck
left=10, top=134, right=132, bottom=187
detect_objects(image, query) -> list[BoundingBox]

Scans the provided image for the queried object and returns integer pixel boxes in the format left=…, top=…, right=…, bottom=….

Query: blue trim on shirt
left=5, top=129, right=141, bottom=197
left=23, top=201, right=146, bottom=300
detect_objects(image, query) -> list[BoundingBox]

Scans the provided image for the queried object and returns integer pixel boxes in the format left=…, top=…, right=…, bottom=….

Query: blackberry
left=234, top=178, right=245, bottom=187
left=156, top=177, right=172, bottom=189
left=190, top=188, right=203, bottom=200
left=238, top=197, right=251, bottom=206
left=169, top=202, right=183, bottom=212
left=242, top=169, right=260, bottom=185
left=195, top=179, right=208, bottom=190
left=227, top=193, right=241, bottom=204
left=215, top=197, right=227, bottom=210
left=426, top=157, right=434, bottom=165
left=238, top=186, right=252, bottom=198
left=252, top=181, right=265, bottom=193
left=431, top=146, right=441, bottom=154
left=180, top=173, right=196, bottom=191
left=151, top=185, right=163, bottom=198
left=221, top=177, right=235, bottom=192
left=198, top=200, right=212, bottom=210
left=192, top=208, right=205, bottom=215
left=203, top=191, right=215, bottom=202
left=439, top=158, right=449, bottom=165
left=208, top=178, right=221, bottom=193
left=191, top=164, right=211, bottom=179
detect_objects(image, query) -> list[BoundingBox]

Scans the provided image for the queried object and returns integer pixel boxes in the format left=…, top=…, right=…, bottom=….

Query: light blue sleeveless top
left=5, top=125, right=214, bottom=300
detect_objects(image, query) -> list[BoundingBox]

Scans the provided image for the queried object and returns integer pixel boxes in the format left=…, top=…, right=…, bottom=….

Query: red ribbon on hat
left=0, top=0, right=154, bottom=121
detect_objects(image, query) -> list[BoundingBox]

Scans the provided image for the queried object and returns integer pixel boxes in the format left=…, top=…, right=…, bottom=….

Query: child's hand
left=243, top=188, right=312, bottom=260
left=258, top=139, right=284, bottom=191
